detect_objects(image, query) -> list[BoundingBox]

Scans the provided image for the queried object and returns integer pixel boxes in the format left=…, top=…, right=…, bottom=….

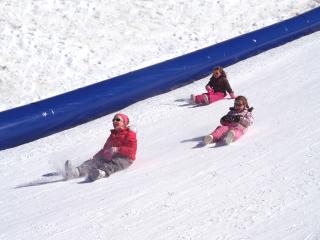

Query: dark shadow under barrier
left=1, top=7, right=320, bottom=151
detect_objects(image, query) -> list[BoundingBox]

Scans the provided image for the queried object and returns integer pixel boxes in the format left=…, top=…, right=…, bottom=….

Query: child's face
left=112, top=116, right=126, bottom=130
left=213, top=69, right=221, bottom=78
left=234, top=100, right=245, bottom=112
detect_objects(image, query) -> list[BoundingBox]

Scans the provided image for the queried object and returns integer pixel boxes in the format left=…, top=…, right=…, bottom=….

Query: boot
left=85, top=168, right=106, bottom=182
left=223, top=130, right=235, bottom=145
left=190, top=94, right=196, bottom=104
left=203, top=94, right=209, bottom=104
left=203, top=135, right=214, bottom=145
left=64, top=160, right=80, bottom=179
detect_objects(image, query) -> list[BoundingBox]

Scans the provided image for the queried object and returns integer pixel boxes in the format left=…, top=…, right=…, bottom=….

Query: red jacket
left=94, top=128, right=137, bottom=161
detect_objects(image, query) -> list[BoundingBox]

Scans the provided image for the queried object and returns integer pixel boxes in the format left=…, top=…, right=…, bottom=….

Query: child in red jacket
left=191, top=66, right=236, bottom=105
left=65, top=113, right=137, bottom=182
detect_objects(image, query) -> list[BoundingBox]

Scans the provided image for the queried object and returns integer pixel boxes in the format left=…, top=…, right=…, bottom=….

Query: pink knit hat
left=114, top=113, right=129, bottom=126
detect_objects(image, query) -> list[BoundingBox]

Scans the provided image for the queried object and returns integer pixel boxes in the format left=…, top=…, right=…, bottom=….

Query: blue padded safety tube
left=0, top=7, right=320, bottom=150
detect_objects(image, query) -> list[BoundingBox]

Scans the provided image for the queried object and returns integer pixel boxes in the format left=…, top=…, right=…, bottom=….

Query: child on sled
left=191, top=66, right=236, bottom=105
left=203, top=96, right=253, bottom=145
left=65, top=113, right=137, bottom=182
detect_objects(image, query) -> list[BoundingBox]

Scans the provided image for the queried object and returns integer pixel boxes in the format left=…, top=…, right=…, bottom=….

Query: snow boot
left=85, top=168, right=106, bottom=182
left=223, top=130, right=235, bottom=145
left=203, top=135, right=214, bottom=145
left=190, top=94, right=196, bottom=104
left=203, top=94, right=209, bottom=104
left=64, top=160, right=80, bottom=179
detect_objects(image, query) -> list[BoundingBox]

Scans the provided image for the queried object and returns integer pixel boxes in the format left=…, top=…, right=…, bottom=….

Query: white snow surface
left=1, top=1, right=320, bottom=240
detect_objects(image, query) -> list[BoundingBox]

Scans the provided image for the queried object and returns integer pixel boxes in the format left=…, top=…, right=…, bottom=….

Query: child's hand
left=221, top=115, right=241, bottom=123
left=206, top=85, right=213, bottom=92
left=109, top=147, right=118, bottom=154
left=233, top=115, right=241, bottom=122
left=221, top=115, right=233, bottom=123
left=102, top=150, right=113, bottom=161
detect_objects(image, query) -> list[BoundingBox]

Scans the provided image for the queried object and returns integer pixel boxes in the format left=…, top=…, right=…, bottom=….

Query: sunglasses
left=234, top=102, right=243, bottom=107
left=113, top=117, right=122, bottom=122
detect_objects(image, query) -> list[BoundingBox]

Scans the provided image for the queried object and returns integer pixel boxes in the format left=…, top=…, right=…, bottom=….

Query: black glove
left=221, top=115, right=240, bottom=123
left=233, top=115, right=241, bottom=122
left=221, top=115, right=233, bottom=122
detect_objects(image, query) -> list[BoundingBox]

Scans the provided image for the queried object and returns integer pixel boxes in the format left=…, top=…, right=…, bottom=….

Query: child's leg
left=232, top=128, right=245, bottom=141
left=210, top=126, right=230, bottom=141
left=194, top=94, right=204, bottom=104
left=99, top=157, right=133, bottom=177
left=194, top=93, right=208, bottom=104
left=223, top=128, right=245, bottom=144
left=65, top=160, right=80, bottom=179
left=208, top=92, right=225, bottom=104
left=77, top=158, right=103, bottom=176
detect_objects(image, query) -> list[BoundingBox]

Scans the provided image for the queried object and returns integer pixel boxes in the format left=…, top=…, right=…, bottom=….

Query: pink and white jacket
left=220, top=107, right=254, bottom=130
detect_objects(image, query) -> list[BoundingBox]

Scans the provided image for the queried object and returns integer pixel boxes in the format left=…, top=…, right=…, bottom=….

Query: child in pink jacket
left=203, top=96, right=253, bottom=145
left=191, top=66, right=236, bottom=105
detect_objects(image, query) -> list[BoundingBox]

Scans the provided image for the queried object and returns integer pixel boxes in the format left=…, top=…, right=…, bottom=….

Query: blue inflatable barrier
left=1, top=7, right=320, bottom=151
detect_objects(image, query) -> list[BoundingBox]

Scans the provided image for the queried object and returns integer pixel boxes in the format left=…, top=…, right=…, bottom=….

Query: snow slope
left=1, top=1, right=320, bottom=239
left=1, top=29, right=320, bottom=239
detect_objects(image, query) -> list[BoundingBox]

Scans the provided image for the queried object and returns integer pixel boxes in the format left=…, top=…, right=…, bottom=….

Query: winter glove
left=221, top=115, right=233, bottom=123
left=109, top=147, right=118, bottom=154
left=102, top=150, right=113, bottom=161
left=206, top=85, right=214, bottom=92
left=221, top=115, right=240, bottom=123
left=229, top=92, right=236, bottom=99
left=233, top=115, right=241, bottom=122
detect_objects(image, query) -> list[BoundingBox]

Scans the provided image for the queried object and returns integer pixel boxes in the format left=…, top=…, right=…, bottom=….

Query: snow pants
left=77, top=157, right=133, bottom=177
left=194, top=91, right=225, bottom=104
left=210, top=125, right=245, bottom=142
